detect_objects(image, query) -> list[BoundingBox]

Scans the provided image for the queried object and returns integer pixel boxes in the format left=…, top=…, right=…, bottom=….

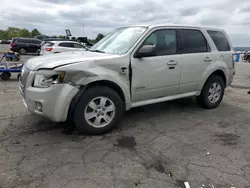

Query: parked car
left=10, top=38, right=41, bottom=55
left=40, top=41, right=87, bottom=55
left=19, top=25, right=235, bottom=135
left=1, top=40, right=11, bottom=44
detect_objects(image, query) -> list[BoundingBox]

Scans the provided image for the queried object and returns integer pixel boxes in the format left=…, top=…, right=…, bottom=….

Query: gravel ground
left=0, top=57, right=250, bottom=187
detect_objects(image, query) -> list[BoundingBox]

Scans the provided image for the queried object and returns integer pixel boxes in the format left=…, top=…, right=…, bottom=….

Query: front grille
left=19, top=66, right=31, bottom=93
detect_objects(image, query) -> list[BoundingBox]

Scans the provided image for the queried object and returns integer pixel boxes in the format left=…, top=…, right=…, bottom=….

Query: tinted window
left=73, top=43, right=85, bottom=48
left=17, top=39, right=40, bottom=44
left=12, top=38, right=18, bottom=43
left=142, top=29, right=177, bottom=56
left=33, top=40, right=41, bottom=44
left=43, top=42, right=54, bottom=47
left=58, top=42, right=74, bottom=48
left=207, top=30, right=230, bottom=51
left=180, top=29, right=209, bottom=54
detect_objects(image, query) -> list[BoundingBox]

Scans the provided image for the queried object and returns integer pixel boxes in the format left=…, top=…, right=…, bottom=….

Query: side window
left=58, top=42, right=74, bottom=48
left=33, top=40, right=41, bottom=44
left=180, top=29, right=209, bottom=54
left=142, top=29, right=177, bottom=56
left=207, top=30, right=231, bottom=51
left=73, top=43, right=85, bottom=48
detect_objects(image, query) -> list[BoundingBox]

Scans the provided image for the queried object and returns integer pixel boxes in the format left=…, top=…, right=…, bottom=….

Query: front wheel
left=73, top=86, right=124, bottom=135
left=197, top=75, right=225, bottom=109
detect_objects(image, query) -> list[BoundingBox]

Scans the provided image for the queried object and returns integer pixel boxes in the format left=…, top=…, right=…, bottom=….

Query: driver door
left=131, top=29, right=181, bottom=102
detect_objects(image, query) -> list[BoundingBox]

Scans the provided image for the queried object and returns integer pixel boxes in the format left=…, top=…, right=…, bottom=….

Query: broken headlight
left=33, top=70, right=65, bottom=88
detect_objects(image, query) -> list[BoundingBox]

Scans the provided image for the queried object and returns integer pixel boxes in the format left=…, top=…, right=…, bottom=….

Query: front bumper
left=19, top=74, right=79, bottom=122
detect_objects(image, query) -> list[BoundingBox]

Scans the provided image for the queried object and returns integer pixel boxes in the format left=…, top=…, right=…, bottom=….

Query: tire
left=0, top=72, right=11, bottom=80
left=197, top=75, right=225, bottom=109
left=73, top=86, right=124, bottom=135
left=19, top=48, right=27, bottom=55
left=17, top=73, right=21, bottom=80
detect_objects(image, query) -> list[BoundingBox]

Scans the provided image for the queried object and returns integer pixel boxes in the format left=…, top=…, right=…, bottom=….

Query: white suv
left=20, top=25, right=235, bottom=135
left=40, top=41, right=87, bottom=55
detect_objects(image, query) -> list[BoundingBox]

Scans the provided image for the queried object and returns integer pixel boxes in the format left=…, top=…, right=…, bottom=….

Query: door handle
left=204, top=57, right=212, bottom=62
left=167, top=60, right=178, bottom=66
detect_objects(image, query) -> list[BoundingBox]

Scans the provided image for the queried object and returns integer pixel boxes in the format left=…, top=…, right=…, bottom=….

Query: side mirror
left=134, top=45, right=156, bottom=58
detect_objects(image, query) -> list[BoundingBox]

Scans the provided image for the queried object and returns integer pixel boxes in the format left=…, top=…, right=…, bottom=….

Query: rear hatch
left=40, top=42, right=55, bottom=54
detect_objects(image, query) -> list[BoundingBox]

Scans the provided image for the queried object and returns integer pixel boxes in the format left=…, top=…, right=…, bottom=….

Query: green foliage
left=31, top=29, right=41, bottom=37
left=95, top=33, right=105, bottom=42
left=0, top=27, right=42, bottom=40
left=87, top=33, right=105, bottom=45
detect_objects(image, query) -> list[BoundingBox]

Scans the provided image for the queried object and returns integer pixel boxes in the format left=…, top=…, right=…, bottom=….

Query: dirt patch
left=217, top=121, right=233, bottom=128
left=115, top=136, right=136, bottom=149
left=215, top=133, right=240, bottom=146
left=142, top=158, right=173, bottom=177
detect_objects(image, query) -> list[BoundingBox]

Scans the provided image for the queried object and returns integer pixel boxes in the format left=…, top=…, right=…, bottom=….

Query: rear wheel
left=19, top=48, right=27, bottom=55
left=197, top=75, right=225, bottom=109
left=73, top=86, right=124, bottom=135
left=0, top=72, right=11, bottom=80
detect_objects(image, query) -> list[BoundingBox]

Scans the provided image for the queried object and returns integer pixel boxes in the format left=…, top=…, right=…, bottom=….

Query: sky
left=1, top=0, right=250, bottom=46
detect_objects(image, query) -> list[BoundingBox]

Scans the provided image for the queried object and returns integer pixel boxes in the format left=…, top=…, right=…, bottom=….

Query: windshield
left=90, top=27, right=147, bottom=55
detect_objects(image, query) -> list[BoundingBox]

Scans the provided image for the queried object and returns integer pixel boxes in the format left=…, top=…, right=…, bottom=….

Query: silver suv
left=19, top=25, right=235, bottom=135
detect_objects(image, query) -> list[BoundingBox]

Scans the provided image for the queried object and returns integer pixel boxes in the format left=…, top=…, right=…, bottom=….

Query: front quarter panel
left=55, top=56, right=131, bottom=109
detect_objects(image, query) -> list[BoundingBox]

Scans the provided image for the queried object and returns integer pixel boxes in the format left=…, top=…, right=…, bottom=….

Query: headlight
left=33, top=70, right=65, bottom=88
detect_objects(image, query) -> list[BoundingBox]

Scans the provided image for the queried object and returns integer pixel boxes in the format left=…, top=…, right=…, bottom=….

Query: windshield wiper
left=87, top=49, right=105, bottom=53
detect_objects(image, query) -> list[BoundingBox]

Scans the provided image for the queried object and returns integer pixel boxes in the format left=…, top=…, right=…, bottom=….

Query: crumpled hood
left=25, top=51, right=120, bottom=70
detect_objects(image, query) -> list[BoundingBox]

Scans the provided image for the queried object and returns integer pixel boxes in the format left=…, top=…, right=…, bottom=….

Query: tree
left=31, top=29, right=41, bottom=37
left=0, top=30, right=8, bottom=40
left=95, top=33, right=105, bottom=42
left=19, top=29, right=31, bottom=37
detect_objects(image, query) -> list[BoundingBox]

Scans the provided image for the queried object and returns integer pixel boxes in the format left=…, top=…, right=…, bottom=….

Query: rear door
left=178, top=29, right=212, bottom=94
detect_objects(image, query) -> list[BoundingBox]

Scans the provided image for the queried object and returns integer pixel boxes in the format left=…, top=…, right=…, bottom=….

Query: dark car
left=10, top=38, right=42, bottom=55
left=1, top=40, right=11, bottom=44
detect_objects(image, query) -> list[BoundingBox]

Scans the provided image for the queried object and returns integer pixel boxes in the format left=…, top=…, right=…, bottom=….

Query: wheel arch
left=200, top=69, right=227, bottom=92
left=67, top=79, right=128, bottom=121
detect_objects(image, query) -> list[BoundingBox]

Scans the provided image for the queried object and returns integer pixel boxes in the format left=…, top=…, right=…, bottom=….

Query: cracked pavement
left=0, top=58, right=250, bottom=188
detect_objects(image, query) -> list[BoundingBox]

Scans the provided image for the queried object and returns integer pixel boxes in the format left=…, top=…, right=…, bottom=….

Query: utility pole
left=82, top=10, right=84, bottom=37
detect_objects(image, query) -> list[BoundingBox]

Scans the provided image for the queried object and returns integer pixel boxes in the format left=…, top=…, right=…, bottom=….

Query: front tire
left=197, top=75, right=225, bottom=109
left=73, top=86, right=124, bottom=135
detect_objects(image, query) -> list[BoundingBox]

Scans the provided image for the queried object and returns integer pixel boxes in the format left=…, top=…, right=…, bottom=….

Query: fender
left=197, top=60, right=228, bottom=92
left=56, top=62, right=132, bottom=110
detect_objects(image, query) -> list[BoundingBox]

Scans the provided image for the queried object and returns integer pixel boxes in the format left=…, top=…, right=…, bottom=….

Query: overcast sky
left=1, top=0, right=250, bottom=46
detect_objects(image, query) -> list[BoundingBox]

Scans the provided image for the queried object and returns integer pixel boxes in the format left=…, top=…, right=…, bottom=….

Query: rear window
left=180, top=29, right=209, bottom=54
left=207, top=30, right=231, bottom=51
left=43, top=42, right=54, bottom=47
left=12, top=38, right=18, bottom=43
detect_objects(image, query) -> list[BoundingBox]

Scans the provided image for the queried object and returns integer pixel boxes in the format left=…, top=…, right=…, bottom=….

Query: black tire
left=0, top=72, right=11, bottom=80
left=19, top=48, right=27, bottom=55
left=197, top=75, right=225, bottom=109
left=73, top=86, right=124, bottom=135
left=17, top=73, right=21, bottom=80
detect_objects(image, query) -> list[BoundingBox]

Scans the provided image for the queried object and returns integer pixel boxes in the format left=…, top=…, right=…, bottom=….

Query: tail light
left=45, top=47, right=53, bottom=51
left=10, top=43, right=15, bottom=47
